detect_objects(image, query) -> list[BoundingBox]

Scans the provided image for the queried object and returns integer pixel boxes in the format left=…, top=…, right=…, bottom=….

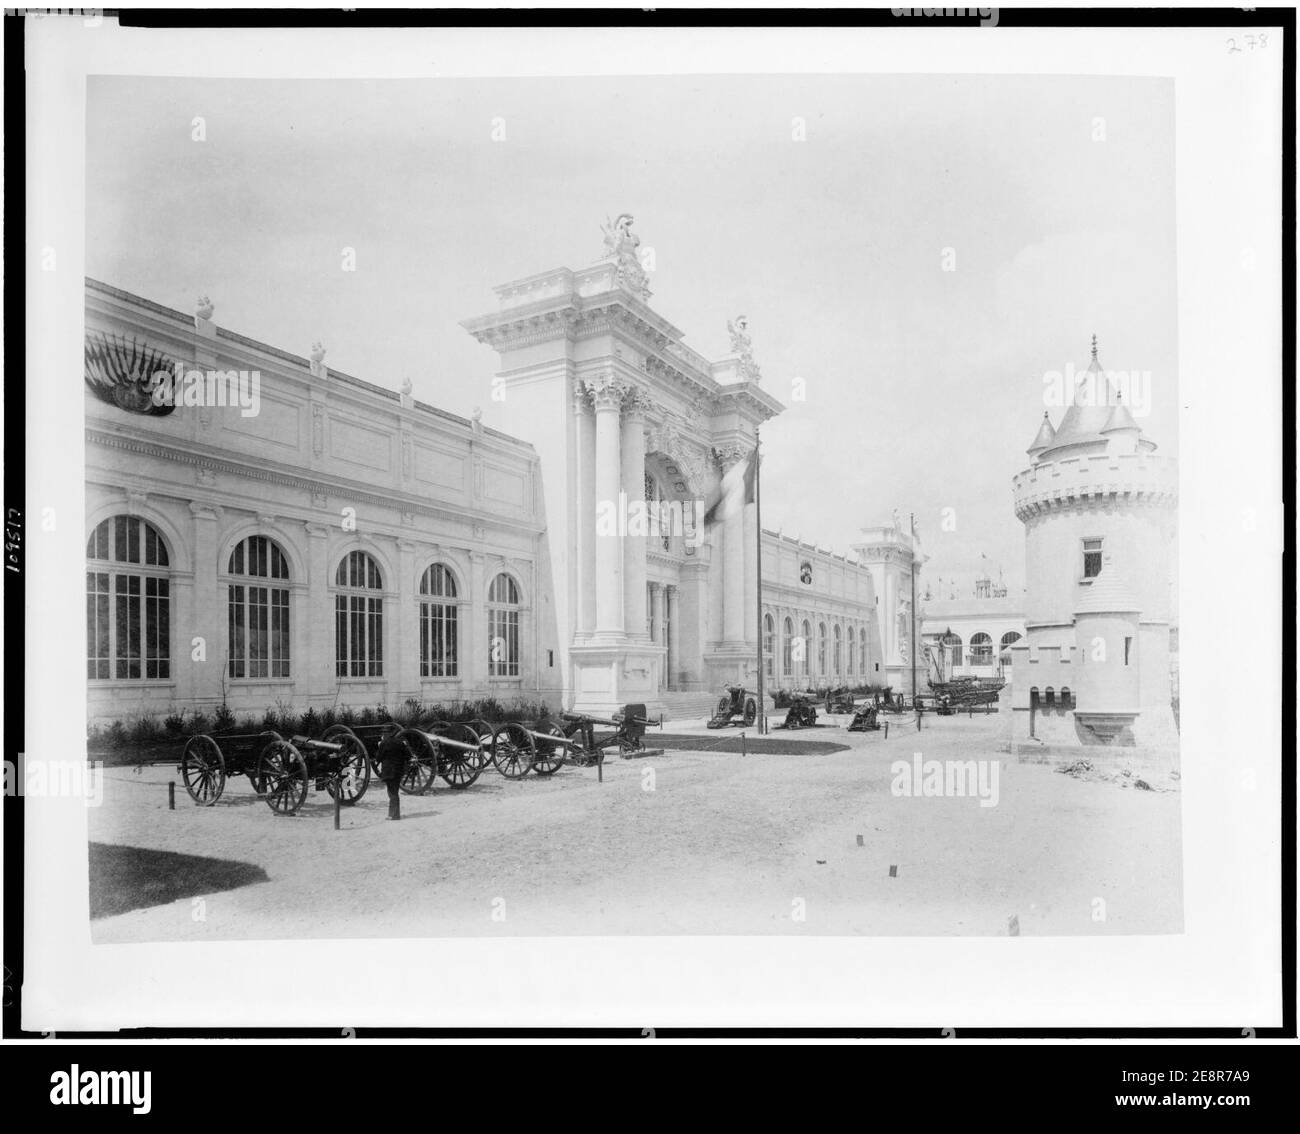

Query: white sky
left=86, top=73, right=1178, bottom=594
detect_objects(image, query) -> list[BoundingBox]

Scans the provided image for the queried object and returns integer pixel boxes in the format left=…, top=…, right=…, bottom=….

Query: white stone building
left=1002, top=341, right=1178, bottom=753
left=84, top=222, right=885, bottom=722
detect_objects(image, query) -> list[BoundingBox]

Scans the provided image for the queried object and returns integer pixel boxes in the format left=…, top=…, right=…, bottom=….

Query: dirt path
left=88, top=718, right=1182, bottom=942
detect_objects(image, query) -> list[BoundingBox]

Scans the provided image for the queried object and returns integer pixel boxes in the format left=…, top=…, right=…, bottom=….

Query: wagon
left=179, top=724, right=370, bottom=815
left=492, top=704, right=662, bottom=773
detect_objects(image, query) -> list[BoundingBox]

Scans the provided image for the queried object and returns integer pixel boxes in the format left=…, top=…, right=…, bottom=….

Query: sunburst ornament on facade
left=84, top=331, right=178, bottom=416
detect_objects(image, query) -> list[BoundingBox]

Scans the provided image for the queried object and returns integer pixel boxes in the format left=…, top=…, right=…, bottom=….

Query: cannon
left=779, top=691, right=819, bottom=730
left=825, top=686, right=857, bottom=714
left=179, top=723, right=370, bottom=816
left=847, top=703, right=881, bottom=732
left=530, top=704, right=664, bottom=767
left=707, top=685, right=758, bottom=729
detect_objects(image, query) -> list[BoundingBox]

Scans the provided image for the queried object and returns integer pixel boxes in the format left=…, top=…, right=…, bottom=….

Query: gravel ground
left=88, top=715, right=1183, bottom=942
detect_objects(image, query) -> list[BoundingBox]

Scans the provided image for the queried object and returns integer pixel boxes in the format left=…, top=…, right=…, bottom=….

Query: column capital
left=713, top=442, right=754, bottom=473
left=588, top=373, right=630, bottom=412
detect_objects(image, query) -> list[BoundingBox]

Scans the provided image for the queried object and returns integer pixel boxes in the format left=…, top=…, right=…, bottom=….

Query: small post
left=884, top=721, right=889, bottom=739
left=916, top=708, right=922, bottom=732
left=334, top=782, right=341, bottom=830
left=741, top=732, right=747, bottom=758
left=598, top=749, right=604, bottom=783
left=168, top=781, right=175, bottom=810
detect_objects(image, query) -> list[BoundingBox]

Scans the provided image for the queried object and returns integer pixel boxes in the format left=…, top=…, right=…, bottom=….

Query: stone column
left=396, top=539, right=418, bottom=700
left=621, top=390, right=649, bottom=639
left=649, top=581, right=664, bottom=644
left=666, top=584, right=681, bottom=690
left=706, top=522, right=725, bottom=646
left=591, top=378, right=624, bottom=638
left=572, top=380, right=596, bottom=638
left=468, top=550, right=488, bottom=692
left=743, top=498, right=758, bottom=646
left=720, top=453, right=748, bottom=644
left=189, top=503, right=223, bottom=706
left=304, top=523, right=333, bottom=700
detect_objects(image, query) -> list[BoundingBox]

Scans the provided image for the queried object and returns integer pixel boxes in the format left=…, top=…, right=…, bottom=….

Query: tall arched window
left=227, top=535, right=290, bottom=679
left=488, top=573, right=520, bottom=677
left=970, top=632, right=993, bottom=665
left=86, top=516, right=171, bottom=680
left=783, top=616, right=794, bottom=677
left=800, top=619, right=811, bottom=678
left=860, top=627, right=867, bottom=675
left=335, top=551, right=383, bottom=677
left=818, top=622, right=827, bottom=676
left=1000, top=631, right=1022, bottom=666
left=763, top=613, right=775, bottom=680
left=833, top=624, right=843, bottom=676
left=419, top=563, right=458, bottom=677
left=847, top=626, right=856, bottom=676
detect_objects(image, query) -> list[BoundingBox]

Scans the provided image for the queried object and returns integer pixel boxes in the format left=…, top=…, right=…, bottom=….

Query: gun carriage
left=825, top=687, right=857, bottom=714
left=847, top=703, right=882, bottom=732
left=778, top=691, right=820, bottom=730
left=179, top=723, right=370, bottom=816
left=707, top=685, right=758, bottom=729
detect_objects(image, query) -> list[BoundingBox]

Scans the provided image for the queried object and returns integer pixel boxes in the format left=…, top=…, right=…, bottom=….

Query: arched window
left=227, top=535, right=290, bottom=679
left=860, top=627, right=867, bottom=675
left=833, top=624, right=842, bottom=676
left=488, top=573, right=520, bottom=677
left=941, top=631, right=962, bottom=669
left=847, top=626, right=856, bottom=676
left=818, top=622, right=827, bottom=676
left=970, top=632, right=993, bottom=665
left=86, top=516, right=171, bottom=680
left=1044, top=686, right=1055, bottom=708
left=419, top=563, right=458, bottom=678
left=1060, top=686, right=1071, bottom=709
left=800, top=619, right=811, bottom=678
left=783, top=616, right=794, bottom=677
left=763, top=613, right=775, bottom=680
left=335, top=551, right=383, bottom=677
left=1000, top=631, right=1022, bottom=666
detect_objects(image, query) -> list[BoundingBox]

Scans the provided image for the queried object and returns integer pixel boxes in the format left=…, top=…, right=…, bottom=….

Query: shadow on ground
left=654, top=734, right=850, bottom=756
left=89, top=842, right=269, bottom=919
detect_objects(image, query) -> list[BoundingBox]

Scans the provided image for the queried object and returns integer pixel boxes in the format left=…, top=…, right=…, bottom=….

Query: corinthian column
left=621, top=388, right=649, bottom=639
left=592, top=377, right=625, bottom=637
left=717, top=446, right=750, bottom=644
left=666, top=584, right=681, bottom=689
left=743, top=496, right=758, bottom=646
left=572, top=379, right=596, bottom=638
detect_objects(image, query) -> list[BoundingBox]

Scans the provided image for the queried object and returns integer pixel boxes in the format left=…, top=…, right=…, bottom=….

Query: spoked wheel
left=743, top=698, right=757, bottom=727
left=463, top=719, right=494, bottom=771
left=248, top=730, right=284, bottom=793
left=530, top=722, right=570, bottom=776
left=181, top=734, right=226, bottom=805
left=323, top=724, right=371, bottom=805
left=435, top=723, right=485, bottom=789
left=491, top=722, right=535, bottom=779
left=258, top=739, right=309, bottom=816
left=395, top=729, right=438, bottom=795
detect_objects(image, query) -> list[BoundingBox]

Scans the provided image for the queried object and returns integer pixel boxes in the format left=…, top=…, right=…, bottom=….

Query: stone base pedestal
left=570, top=639, right=666, bottom=716
left=703, top=643, right=761, bottom=693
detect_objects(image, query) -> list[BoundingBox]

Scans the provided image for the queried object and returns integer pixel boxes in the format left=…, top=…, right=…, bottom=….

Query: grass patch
left=88, top=842, right=269, bottom=920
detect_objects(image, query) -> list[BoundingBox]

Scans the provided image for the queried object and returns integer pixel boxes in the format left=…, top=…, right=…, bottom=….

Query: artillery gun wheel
left=531, top=722, right=569, bottom=775
left=322, top=724, right=371, bottom=805
left=463, top=719, right=494, bottom=771
left=258, top=739, right=309, bottom=816
left=181, top=735, right=226, bottom=805
left=435, top=723, right=485, bottom=789
left=743, top=698, right=757, bottom=727
left=247, top=730, right=284, bottom=793
left=491, top=722, right=535, bottom=779
left=395, top=729, right=439, bottom=794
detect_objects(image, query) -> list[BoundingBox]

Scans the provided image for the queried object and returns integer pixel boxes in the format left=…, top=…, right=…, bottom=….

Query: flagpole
left=754, top=435, right=766, bottom=734
left=910, top=511, right=917, bottom=703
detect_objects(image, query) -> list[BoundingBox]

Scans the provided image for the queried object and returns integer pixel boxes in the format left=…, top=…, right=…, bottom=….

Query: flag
left=703, top=446, right=757, bottom=527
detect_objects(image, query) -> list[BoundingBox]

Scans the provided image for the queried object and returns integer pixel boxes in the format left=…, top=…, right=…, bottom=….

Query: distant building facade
left=921, top=576, right=1026, bottom=682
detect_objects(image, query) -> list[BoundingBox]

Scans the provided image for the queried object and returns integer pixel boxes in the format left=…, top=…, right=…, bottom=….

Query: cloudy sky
left=86, top=73, right=1177, bottom=595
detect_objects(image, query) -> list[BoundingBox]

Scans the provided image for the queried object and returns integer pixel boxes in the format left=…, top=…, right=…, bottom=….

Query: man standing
left=375, top=728, right=413, bottom=821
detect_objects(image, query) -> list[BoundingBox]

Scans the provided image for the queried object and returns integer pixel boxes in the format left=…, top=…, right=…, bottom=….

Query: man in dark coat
left=375, top=729, right=413, bottom=820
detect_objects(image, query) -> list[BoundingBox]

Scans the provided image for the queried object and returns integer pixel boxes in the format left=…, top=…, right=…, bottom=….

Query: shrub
left=105, top=720, right=128, bottom=749
left=338, top=705, right=358, bottom=726
left=163, top=709, right=188, bottom=736
left=320, top=707, right=338, bottom=730
left=212, top=703, right=236, bottom=732
left=299, top=707, right=321, bottom=737
left=186, top=711, right=211, bottom=736
left=127, top=715, right=163, bottom=744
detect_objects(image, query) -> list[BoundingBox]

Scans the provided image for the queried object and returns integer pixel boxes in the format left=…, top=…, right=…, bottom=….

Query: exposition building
left=84, top=220, right=886, bottom=723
